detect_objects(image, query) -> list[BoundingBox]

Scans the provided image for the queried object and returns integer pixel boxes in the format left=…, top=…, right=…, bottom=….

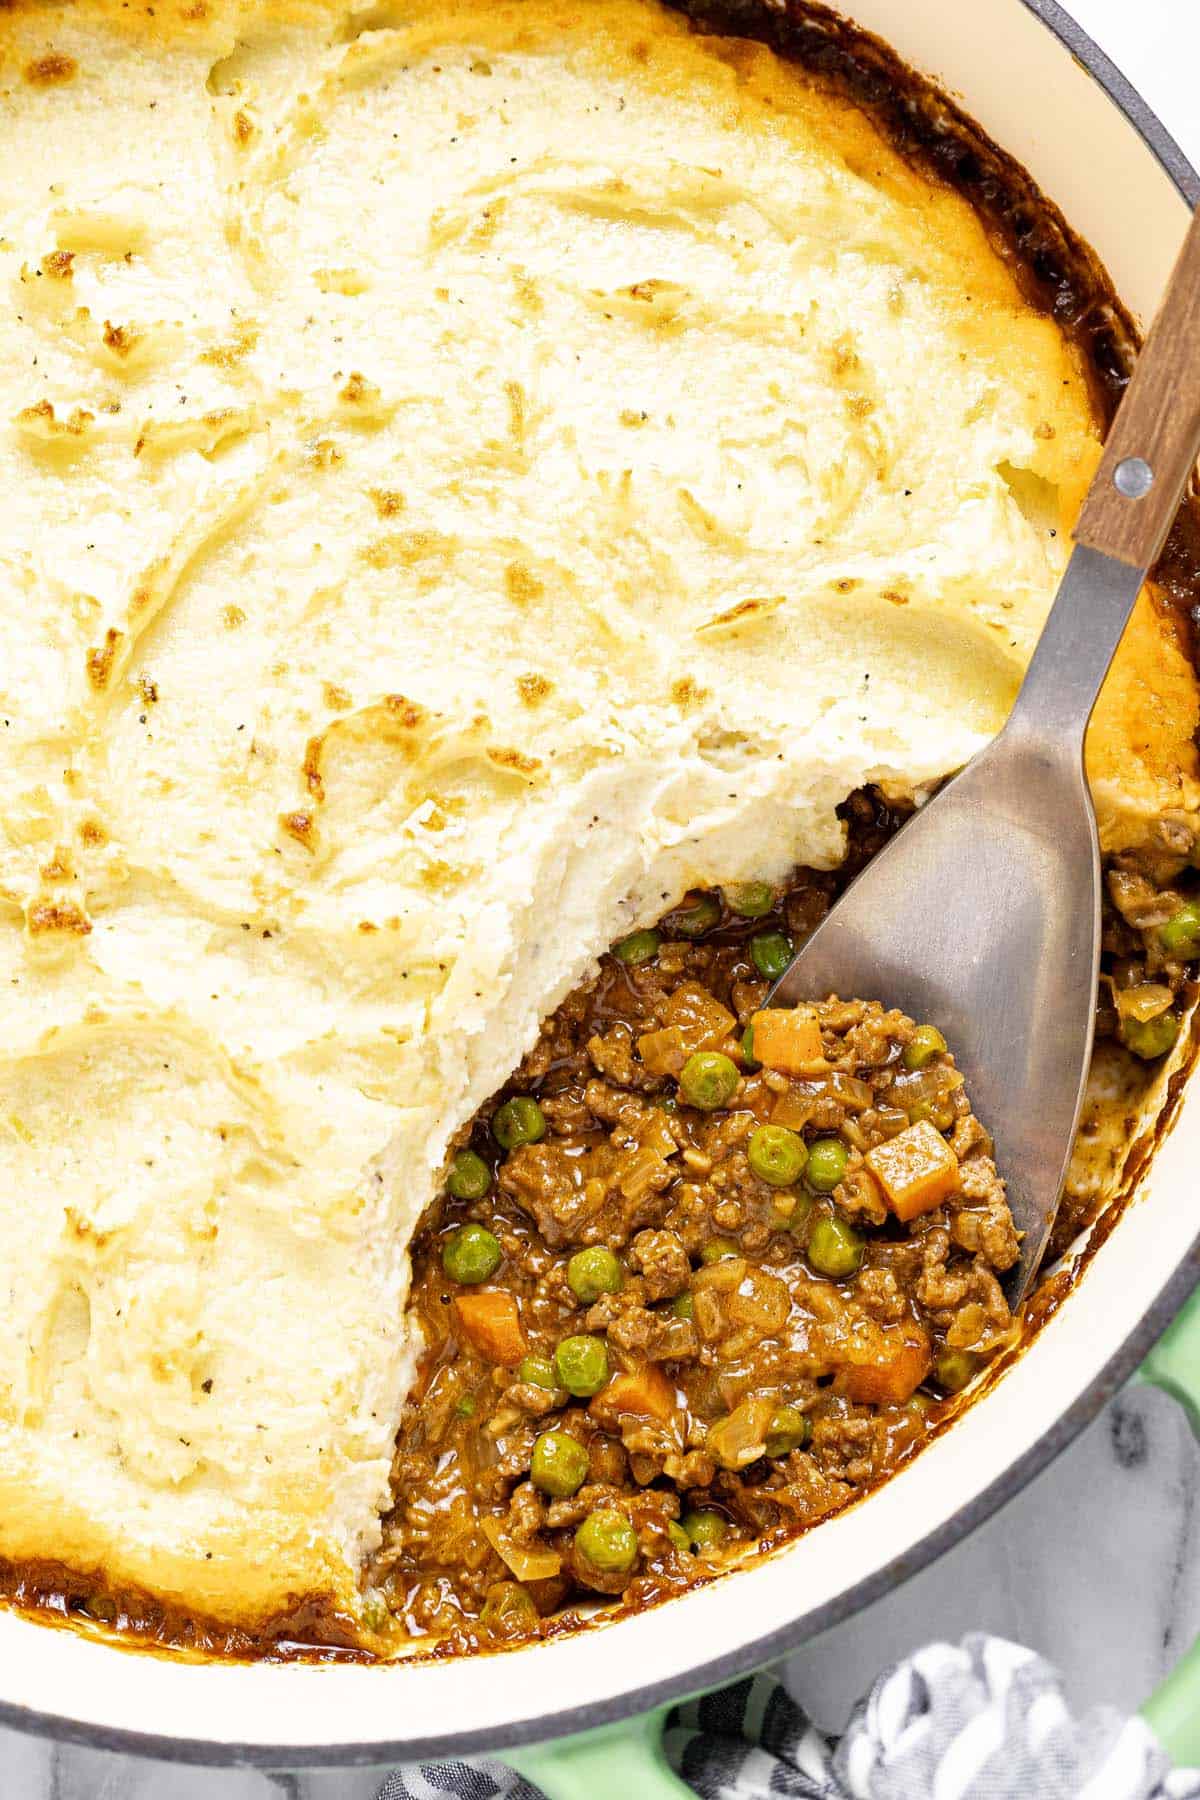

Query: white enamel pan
left=1, top=1, right=1198, bottom=1785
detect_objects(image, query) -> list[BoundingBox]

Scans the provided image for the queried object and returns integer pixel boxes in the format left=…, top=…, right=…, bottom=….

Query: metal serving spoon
left=771, top=205, right=1200, bottom=1302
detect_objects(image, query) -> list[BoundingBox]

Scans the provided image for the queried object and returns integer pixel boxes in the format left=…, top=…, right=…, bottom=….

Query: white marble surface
left=8, top=2, right=1200, bottom=1793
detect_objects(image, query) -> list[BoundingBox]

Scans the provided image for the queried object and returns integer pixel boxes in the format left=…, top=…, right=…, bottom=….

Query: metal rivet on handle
left=1114, top=455, right=1155, bottom=499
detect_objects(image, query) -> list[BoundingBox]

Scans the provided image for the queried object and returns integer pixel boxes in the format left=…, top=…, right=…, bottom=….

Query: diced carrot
left=750, top=1008, right=827, bottom=1075
left=865, top=1119, right=960, bottom=1222
left=837, top=1326, right=931, bottom=1406
left=591, top=1364, right=677, bottom=1423
left=452, top=1291, right=527, bottom=1365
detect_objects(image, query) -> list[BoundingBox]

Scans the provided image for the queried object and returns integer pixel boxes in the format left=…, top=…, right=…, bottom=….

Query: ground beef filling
left=376, top=794, right=1065, bottom=1648
left=1099, top=820, right=1199, bottom=1061
left=375, top=793, right=1196, bottom=1649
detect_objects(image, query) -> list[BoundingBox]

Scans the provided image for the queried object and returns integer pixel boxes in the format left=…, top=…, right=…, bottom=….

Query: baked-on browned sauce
left=373, top=792, right=1197, bottom=1648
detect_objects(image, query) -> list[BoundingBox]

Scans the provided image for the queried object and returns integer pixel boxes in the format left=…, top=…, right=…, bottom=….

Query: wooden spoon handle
left=1074, top=205, right=1200, bottom=569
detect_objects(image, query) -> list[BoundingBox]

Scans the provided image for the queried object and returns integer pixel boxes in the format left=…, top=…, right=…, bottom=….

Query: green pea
left=479, top=1582, right=538, bottom=1639
left=446, top=1148, right=492, bottom=1201
left=751, top=930, right=794, bottom=981
left=614, top=928, right=660, bottom=967
left=679, top=1051, right=740, bottom=1110
left=726, top=881, right=775, bottom=919
left=575, top=1509, right=638, bottom=1574
left=699, top=1237, right=739, bottom=1265
left=903, top=1025, right=948, bottom=1071
left=681, top=1509, right=727, bottom=1550
left=1160, top=899, right=1200, bottom=959
left=765, top=1405, right=811, bottom=1457
left=554, top=1334, right=609, bottom=1397
left=1121, top=1011, right=1181, bottom=1061
left=748, top=1124, right=807, bottom=1187
left=807, top=1215, right=864, bottom=1279
left=670, top=1290, right=695, bottom=1319
left=455, top=1395, right=477, bottom=1418
left=672, top=892, right=722, bottom=938
left=567, top=1246, right=623, bottom=1303
left=442, top=1223, right=502, bottom=1285
left=530, top=1428, right=590, bottom=1498
left=667, top=1520, right=692, bottom=1554
left=935, top=1349, right=978, bottom=1394
left=517, top=1353, right=558, bottom=1390
left=740, top=1024, right=759, bottom=1070
left=360, top=1593, right=390, bottom=1633
left=806, top=1138, right=849, bottom=1193
left=493, top=1095, right=546, bottom=1149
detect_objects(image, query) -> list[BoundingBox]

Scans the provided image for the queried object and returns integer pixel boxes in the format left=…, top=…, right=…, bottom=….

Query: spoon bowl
left=772, top=695, right=1100, bottom=1299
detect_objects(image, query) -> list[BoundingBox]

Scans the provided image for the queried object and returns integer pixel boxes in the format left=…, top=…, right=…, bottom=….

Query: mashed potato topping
left=0, top=0, right=1193, bottom=1630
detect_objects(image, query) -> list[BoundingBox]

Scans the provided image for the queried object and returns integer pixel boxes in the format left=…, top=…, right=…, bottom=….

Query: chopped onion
left=481, top=1516, right=562, bottom=1582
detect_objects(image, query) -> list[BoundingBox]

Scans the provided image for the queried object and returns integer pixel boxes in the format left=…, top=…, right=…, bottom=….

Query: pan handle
left=1139, top=1280, right=1200, bottom=1766
left=502, top=1702, right=691, bottom=1798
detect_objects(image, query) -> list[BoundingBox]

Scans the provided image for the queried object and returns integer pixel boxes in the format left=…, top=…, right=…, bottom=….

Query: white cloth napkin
left=377, top=1636, right=1199, bottom=1800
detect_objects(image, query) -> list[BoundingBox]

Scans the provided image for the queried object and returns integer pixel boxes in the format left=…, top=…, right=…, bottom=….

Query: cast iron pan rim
left=6, top=0, right=1199, bottom=1770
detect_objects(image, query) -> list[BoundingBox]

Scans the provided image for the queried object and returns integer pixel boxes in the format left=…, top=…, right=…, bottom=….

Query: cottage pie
left=0, top=0, right=1195, bottom=1651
